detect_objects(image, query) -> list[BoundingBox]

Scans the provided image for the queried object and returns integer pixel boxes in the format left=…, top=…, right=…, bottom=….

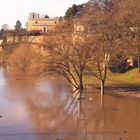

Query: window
left=43, top=27, right=46, bottom=33
left=35, top=21, right=38, bottom=24
left=76, top=26, right=81, bottom=31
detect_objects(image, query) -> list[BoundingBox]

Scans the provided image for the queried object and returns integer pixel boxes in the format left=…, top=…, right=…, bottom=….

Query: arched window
left=33, top=15, right=35, bottom=19
left=43, top=27, right=46, bottom=33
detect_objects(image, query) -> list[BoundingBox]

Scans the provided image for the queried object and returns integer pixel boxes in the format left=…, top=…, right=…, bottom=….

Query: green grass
left=84, top=68, right=140, bottom=86
left=83, top=75, right=100, bottom=86
left=107, top=68, right=140, bottom=85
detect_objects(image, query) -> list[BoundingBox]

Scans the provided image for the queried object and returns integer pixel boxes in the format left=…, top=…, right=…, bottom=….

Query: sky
left=0, top=0, right=87, bottom=29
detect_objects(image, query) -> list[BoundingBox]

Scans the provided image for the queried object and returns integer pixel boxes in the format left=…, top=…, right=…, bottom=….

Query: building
left=27, top=13, right=60, bottom=33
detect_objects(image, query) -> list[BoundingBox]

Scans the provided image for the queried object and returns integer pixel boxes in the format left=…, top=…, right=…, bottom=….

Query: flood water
left=0, top=68, right=140, bottom=140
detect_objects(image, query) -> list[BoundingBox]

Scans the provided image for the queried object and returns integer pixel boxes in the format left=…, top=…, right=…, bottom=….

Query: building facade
left=27, top=13, right=59, bottom=33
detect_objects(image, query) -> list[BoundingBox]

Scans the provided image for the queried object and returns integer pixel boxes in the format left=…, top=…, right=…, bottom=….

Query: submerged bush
left=7, top=43, right=42, bottom=78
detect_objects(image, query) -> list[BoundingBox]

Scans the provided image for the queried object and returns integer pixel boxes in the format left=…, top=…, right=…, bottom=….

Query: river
left=0, top=68, right=140, bottom=140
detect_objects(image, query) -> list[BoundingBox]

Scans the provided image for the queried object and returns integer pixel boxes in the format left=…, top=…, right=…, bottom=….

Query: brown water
left=0, top=68, right=140, bottom=140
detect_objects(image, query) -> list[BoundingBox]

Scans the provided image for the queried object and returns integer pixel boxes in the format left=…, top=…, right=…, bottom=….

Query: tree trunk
left=137, top=45, right=140, bottom=73
left=100, top=80, right=105, bottom=110
left=138, top=56, right=140, bottom=73
left=101, top=80, right=105, bottom=96
left=79, top=75, right=84, bottom=91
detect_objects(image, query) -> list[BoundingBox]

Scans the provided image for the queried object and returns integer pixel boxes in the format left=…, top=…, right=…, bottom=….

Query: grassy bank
left=107, top=68, right=140, bottom=85
left=84, top=68, right=140, bottom=86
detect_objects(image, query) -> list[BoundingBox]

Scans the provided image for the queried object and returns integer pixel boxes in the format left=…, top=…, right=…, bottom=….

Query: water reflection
left=0, top=68, right=140, bottom=139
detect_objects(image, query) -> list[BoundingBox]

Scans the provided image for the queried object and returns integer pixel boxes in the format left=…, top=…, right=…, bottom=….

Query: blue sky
left=0, top=0, right=87, bottom=28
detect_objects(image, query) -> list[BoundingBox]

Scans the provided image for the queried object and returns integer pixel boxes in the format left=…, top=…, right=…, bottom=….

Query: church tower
left=29, top=13, right=39, bottom=20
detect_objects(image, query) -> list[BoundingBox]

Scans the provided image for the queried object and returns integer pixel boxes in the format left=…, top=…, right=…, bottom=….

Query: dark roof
left=44, top=15, right=49, bottom=18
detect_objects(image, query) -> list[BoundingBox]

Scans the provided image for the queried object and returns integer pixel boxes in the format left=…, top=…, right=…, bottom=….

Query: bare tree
left=42, top=22, right=92, bottom=91
left=80, top=1, right=117, bottom=96
left=1, top=24, right=9, bottom=31
left=85, top=33, right=114, bottom=97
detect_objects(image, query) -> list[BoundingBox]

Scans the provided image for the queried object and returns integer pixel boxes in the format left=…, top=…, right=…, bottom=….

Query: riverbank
left=84, top=68, right=140, bottom=98
left=106, top=84, right=140, bottom=98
